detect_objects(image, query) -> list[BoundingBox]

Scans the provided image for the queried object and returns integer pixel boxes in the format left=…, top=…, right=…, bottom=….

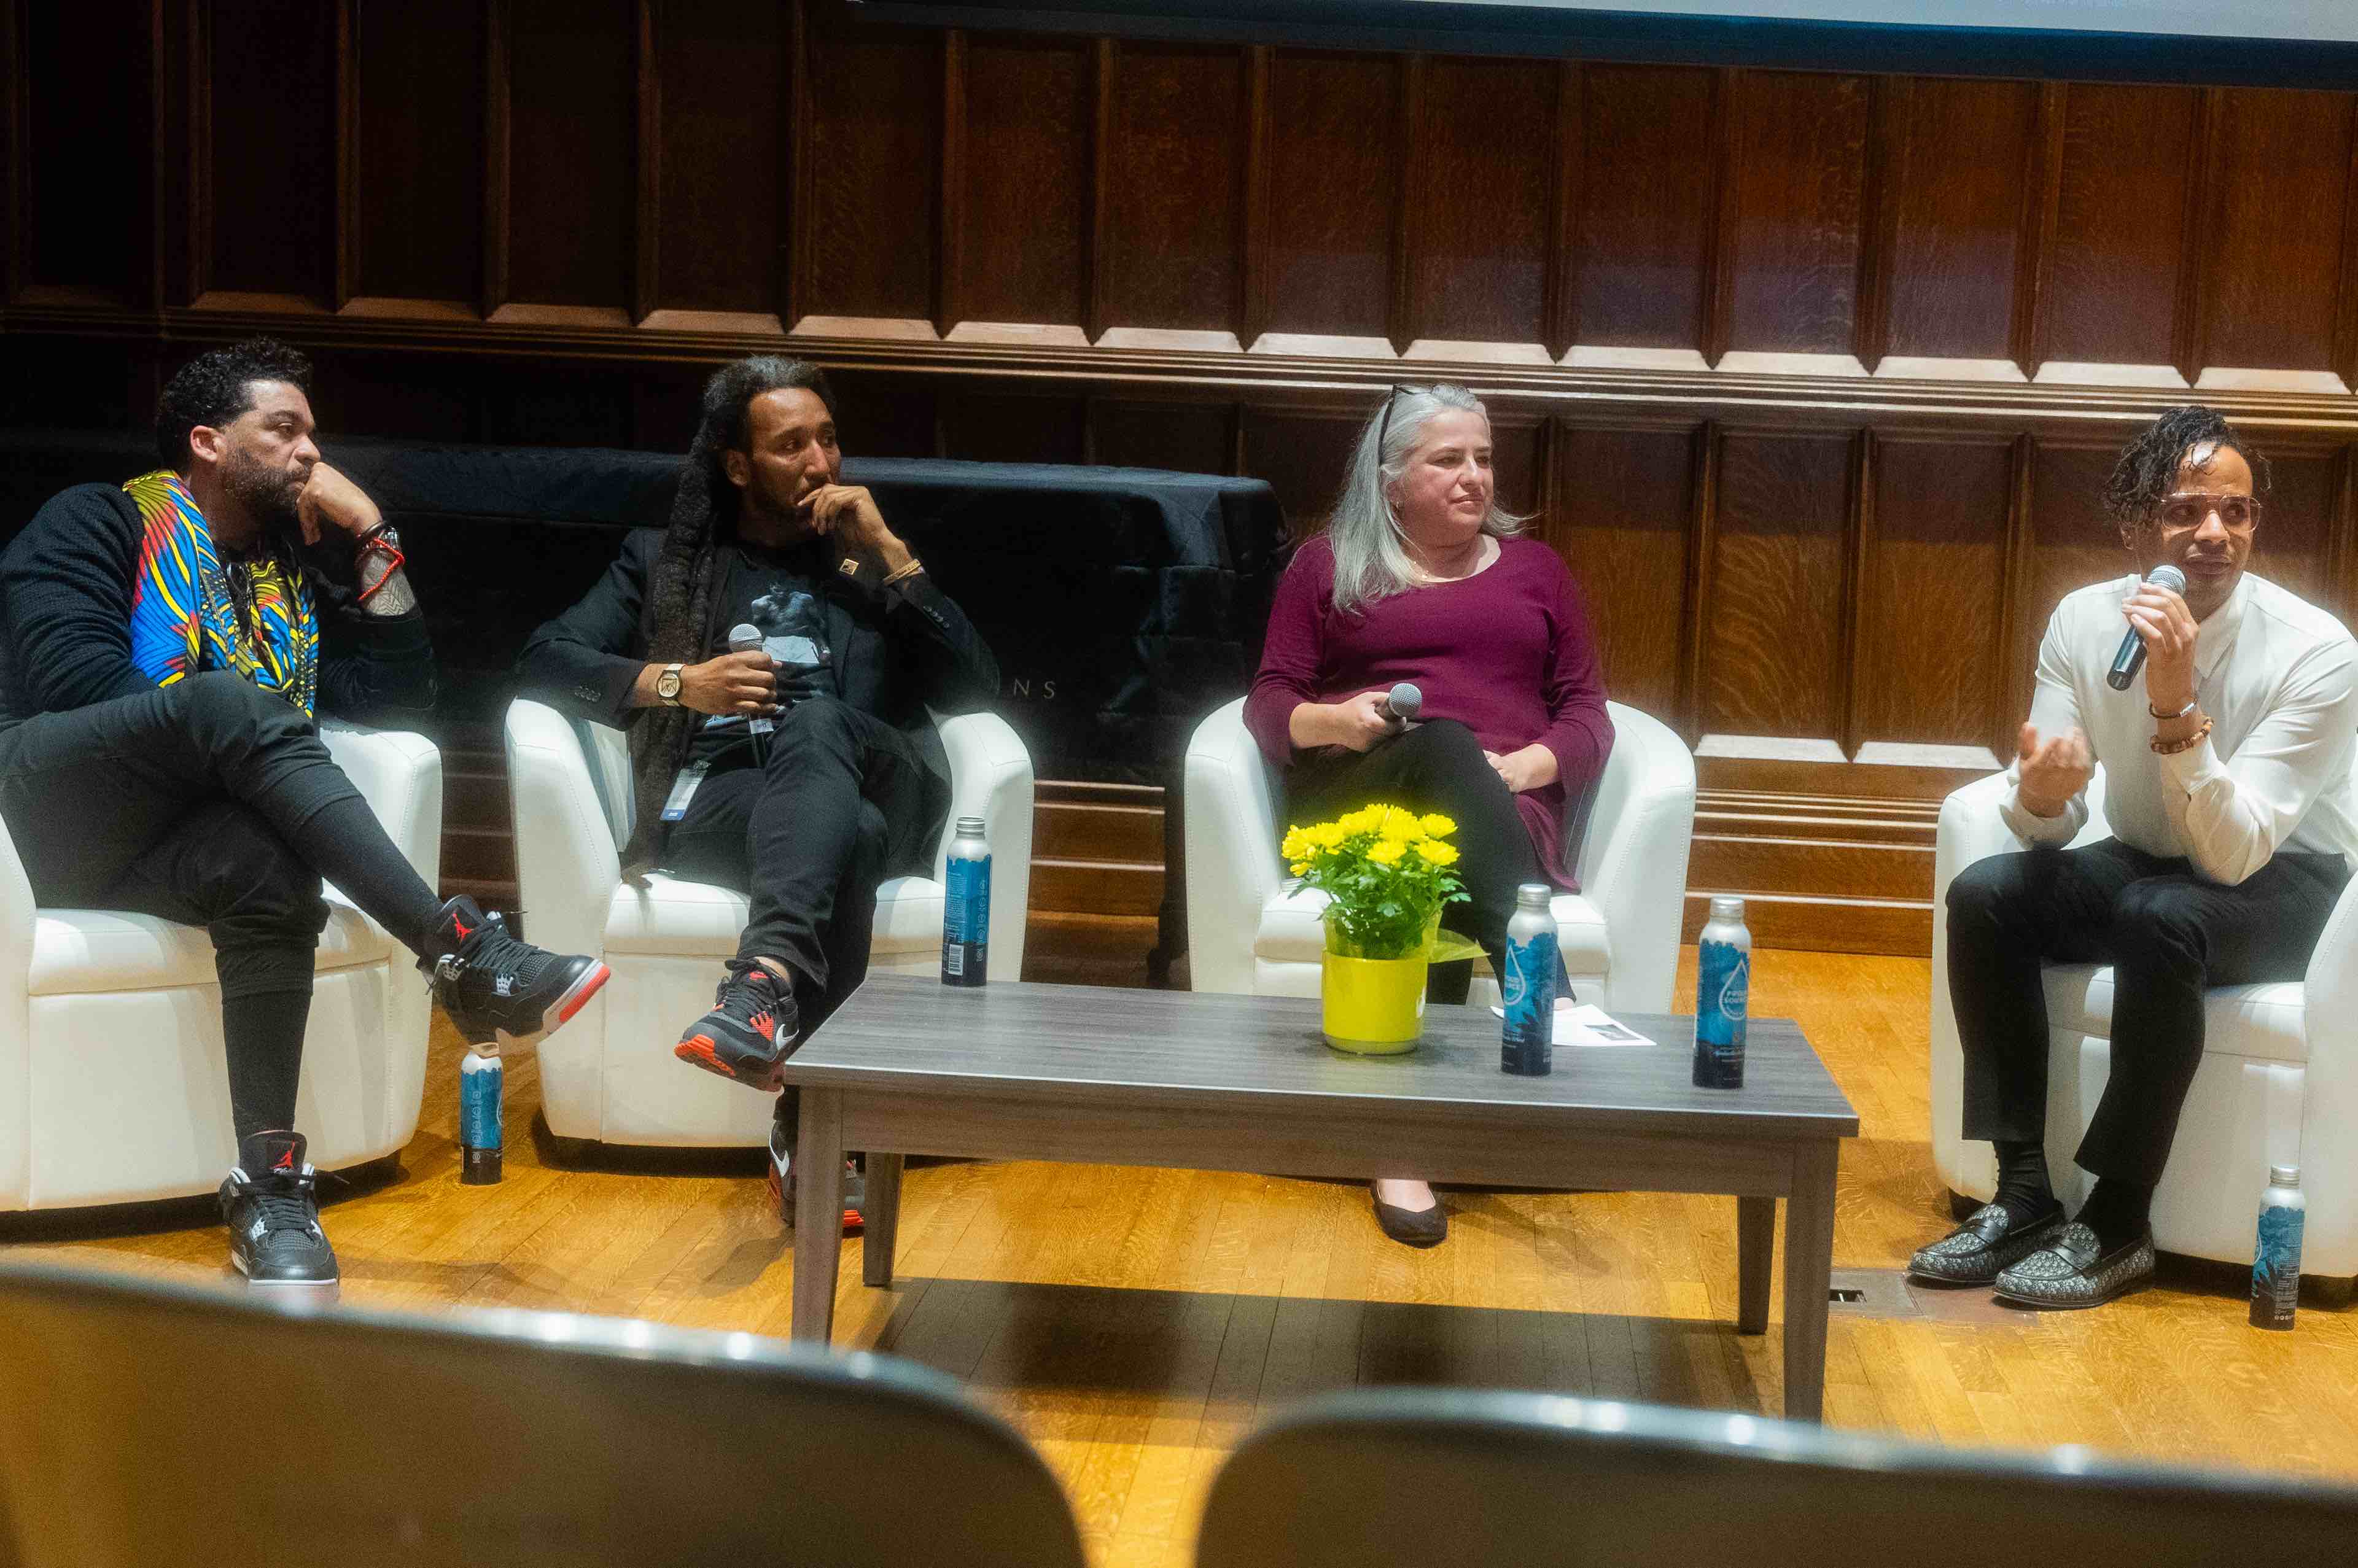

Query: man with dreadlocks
left=1911, top=405, right=2357, bottom=1309
left=0, top=338, right=609, bottom=1292
left=518, top=357, right=998, bottom=1221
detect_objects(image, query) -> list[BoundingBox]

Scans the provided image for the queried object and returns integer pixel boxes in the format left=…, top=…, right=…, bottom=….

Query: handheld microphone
left=1377, top=682, right=1422, bottom=727
left=729, top=623, right=775, bottom=737
left=2106, top=564, right=2187, bottom=691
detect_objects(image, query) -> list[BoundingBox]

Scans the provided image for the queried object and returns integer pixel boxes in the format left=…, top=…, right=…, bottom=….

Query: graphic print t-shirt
left=688, top=545, right=841, bottom=769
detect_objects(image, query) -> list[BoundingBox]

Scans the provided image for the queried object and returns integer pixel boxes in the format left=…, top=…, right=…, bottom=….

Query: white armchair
left=1183, top=699, right=1695, bottom=1012
left=0, top=723, right=440, bottom=1212
left=1931, top=768, right=2358, bottom=1278
left=503, top=699, right=1034, bottom=1147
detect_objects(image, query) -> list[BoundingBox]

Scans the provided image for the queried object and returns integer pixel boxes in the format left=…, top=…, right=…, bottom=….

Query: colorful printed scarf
left=123, top=469, right=319, bottom=715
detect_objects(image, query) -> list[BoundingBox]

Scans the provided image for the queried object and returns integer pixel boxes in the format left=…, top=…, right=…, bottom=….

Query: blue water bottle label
left=459, top=1054, right=502, bottom=1151
left=943, top=853, right=991, bottom=983
left=1694, top=939, right=1748, bottom=1087
left=2254, top=1205, right=2304, bottom=1326
left=1501, top=931, right=1558, bottom=1076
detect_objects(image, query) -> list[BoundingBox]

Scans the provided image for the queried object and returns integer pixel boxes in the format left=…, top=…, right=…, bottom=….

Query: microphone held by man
left=2107, top=564, right=2187, bottom=691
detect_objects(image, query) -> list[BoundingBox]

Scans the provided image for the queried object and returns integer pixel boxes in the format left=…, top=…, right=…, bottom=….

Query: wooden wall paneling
left=20, top=0, right=160, bottom=303
left=499, top=0, right=633, bottom=322
left=347, top=0, right=484, bottom=312
left=827, top=369, right=940, bottom=460
left=1996, top=433, right=2038, bottom=753
left=1488, top=413, right=1544, bottom=518
left=203, top=0, right=337, bottom=307
left=952, top=32, right=1092, bottom=330
left=1238, top=45, right=1272, bottom=348
left=2247, top=441, right=2343, bottom=613
left=1570, top=63, right=1718, bottom=358
left=2176, top=88, right=2223, bottom=386
left=2023, top=441, right=2131, bottom=696
left=1086, top=398, right=1238, bottom=476
left=1401, top=53, right=1555, bottom=353
left=645, top=0, right=785, bottom=325
left=1387, top=54, right=1422, bottom=354
left=1719, top=71, right=1870, bottom=362
left=1542, top=60, right=1581, bottom=359
left=2013, top=83, right=2066, bottom=378
left=1, top=0, right=16, bottom=303
left=1853, top=434, right=2014, bottom=752
left=2042, top=84, right=2198, bottom=375
left=481, top=0, right=510, bottom=318
left=1548, top=420, right=1698, bottom=724
left=2199, top=88, right=2358, bottom=379
left=1852, top=80, right=1900, bottom=376
left=2332, top=448, right=2358, bottom=616
left=1258, top=50, right=1400, bottom=347
left=782, top=0, right=809, bottom=329
left=1098, top=42, right=1248, bottom=340
left=634, top=0, right=657, bottom=324
left=1084, top=38, right=1113, bottom=343
left=1678, top=421, right=1719, bottom=733
left=796, top=0, right=938, bottom=329
left=938, top=28, right=965, bottom=333
left=333, top=0, right=355, bottom=310
left=1836, top=429, right=1870, bottom=751
left=1698, top=430, right=1854, bottom=740
left=1879, top=77, right=2042, bottom=369
left=1240, top=405, right=1364, bottom=537
left=937, top=385, right=1087, bottom=464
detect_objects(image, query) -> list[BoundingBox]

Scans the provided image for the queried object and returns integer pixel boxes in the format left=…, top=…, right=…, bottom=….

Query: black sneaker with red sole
left=675, top=961, right=799, bottom=1090
left=218, top=1130, right=340, bottom=1294
left=424, top=895, right=609, bottom=1050
left=766, top=1117, right=864, bottom=1232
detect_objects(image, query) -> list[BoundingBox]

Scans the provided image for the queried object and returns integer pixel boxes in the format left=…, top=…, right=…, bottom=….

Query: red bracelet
left=354, top=541, right=406, bottom=603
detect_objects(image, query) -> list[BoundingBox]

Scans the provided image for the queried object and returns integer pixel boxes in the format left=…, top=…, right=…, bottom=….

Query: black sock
left=286, top=794, right=444, bottom=955
left=223, top=989, right=311, bottom=1144
left=1991, top=1139, right=2057, bottom=1226
left=2076, top=1177, right=2153, bottom=1251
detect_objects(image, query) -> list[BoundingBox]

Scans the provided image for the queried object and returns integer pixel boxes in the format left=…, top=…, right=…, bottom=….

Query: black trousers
left=1285, top=719, right=1570, bottom=998
left=0, top=672, right=445, bottom=1139
left=1948, top=836, right=2348, bottom=1187
left=664, top=696, right=943, bottom=1025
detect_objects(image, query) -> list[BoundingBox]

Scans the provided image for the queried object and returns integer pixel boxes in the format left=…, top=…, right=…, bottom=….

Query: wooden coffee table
left=779, top=975, right=1858, bottom=1419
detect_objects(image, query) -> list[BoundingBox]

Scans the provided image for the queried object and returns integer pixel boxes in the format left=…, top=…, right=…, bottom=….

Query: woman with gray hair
left=1244, top=383, right=1614, bottom=1248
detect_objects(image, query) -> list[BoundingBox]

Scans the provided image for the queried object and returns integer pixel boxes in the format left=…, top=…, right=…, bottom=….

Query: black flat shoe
left=1371, top=1183, right=1447, bottom=1248
left=1993, top=1223, right=2155, bottom=1310
left=1907, top=1200, right=2066, bottom=1285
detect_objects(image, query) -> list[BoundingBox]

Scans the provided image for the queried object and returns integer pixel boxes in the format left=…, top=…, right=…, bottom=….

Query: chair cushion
left=2041, top=963, right=2309, bottom=1065
left=602, top=872, right=947, bottom=958
left=1253, top=883, right=1611, bottom=976
left=29, top=890, right=390, bottom=998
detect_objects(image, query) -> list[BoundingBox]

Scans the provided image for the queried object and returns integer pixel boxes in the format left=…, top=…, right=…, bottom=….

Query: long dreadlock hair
left=620, top=357, right=838, bottom=875
left=2101, top=405, right=2270, bottom=549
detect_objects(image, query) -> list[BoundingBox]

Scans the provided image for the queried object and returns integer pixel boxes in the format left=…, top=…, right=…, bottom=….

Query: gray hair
left=1326, top=383, right=1528, bottom=617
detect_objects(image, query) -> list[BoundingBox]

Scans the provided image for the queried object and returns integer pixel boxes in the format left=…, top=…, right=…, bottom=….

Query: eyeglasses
left=2156, top=492, right=2261, bottom=532
left=1374, top=384, right=1412, bottom=454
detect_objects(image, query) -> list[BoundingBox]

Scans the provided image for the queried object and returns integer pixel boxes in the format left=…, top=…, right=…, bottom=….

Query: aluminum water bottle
left=459, top=1044, right=502, bottom=1185
left=1693, top=895, right=1751, bottom=1089
left=2252, top=1163, right=2305, bottom=1330
left=942, top=815, right=990, bottom=987
left=1501, top=883, right=1559, bottom=1077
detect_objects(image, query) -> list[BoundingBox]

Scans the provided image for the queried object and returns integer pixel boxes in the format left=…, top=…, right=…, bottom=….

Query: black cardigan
left=513, top=527, right=1001, bottom=780
left=0, top=482, right=437, bottom=730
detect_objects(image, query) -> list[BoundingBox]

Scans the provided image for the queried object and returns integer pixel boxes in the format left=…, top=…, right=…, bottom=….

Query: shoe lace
left=244, top=1178, right=318, bottom=1236
left=716, top=960, right=784, bottom=1022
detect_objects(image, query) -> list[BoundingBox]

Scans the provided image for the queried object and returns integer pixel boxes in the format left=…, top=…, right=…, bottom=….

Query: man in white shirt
left=1910, top=406, right=2357, bottom=1308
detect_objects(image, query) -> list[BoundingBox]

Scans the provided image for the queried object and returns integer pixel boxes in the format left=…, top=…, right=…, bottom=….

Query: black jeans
left=0, top=672, right=446, bottom=1139
left=1948, top=836, right=2349, bottom=1187
left=1285, top=719, right=1570, bottom=999
left=664, top=696, right=943, bottom=1025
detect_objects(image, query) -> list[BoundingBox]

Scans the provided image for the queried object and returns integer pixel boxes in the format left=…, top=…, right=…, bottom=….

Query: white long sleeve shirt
left=2001, top=572, right=2358, bottom=885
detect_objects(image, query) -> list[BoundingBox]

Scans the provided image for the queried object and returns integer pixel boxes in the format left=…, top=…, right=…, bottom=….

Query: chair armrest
left=933, top=710, right=1035, bottom=982
left=1574, top=702, right=1695, bottom=1015
left=2300, top=870, right=2358, bottom=1270
left=503, top=699, right=623, bottom=963
left=1184, top=698, right=1282, bottom=995
left=0, top=809, right=34, bottom=1205
left=319, top=722, right=443, bottom=890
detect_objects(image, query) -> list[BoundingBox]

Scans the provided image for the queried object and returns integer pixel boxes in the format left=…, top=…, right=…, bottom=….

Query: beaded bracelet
left=2150, top=716, right=2212, bottom=756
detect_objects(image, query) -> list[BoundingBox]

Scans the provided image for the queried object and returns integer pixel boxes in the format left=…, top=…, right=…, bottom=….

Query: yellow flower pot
left=1319, top=912, right=1439, bottom=1054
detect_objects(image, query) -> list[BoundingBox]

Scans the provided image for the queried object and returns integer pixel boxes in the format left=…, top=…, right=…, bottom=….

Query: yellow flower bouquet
left=1282, top=804, right=1469, bottom=961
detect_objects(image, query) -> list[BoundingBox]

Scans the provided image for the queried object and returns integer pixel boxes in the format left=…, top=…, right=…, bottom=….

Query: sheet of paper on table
left=1486, top=1002, right=1658, bottom=1048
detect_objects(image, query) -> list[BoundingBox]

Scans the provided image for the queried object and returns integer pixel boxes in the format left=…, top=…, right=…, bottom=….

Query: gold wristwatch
left=656, top=663, right=685, bottom=707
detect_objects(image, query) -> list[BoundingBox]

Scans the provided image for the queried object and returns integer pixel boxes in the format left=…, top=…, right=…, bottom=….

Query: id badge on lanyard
left=660, top=760, right=710, bottom=823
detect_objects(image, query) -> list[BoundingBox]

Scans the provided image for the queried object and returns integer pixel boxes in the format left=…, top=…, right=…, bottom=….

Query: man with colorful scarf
left=0, top=338, right=610, bottom=1292
left=517, top=356, right=998, bottom=1223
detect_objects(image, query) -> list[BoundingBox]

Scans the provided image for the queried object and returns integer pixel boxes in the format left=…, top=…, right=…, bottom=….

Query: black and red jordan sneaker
left=766, top=1113, right=865, bottom=1232
left=218, top=1129, right=338, bottom=1294
left=423, top=895, right=609, bottom=1050
left=674, top=960, right=799, bottom=1089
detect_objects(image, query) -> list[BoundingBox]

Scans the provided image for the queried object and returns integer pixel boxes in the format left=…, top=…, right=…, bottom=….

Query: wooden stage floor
left=7, top=949, right=2357, bottom=1567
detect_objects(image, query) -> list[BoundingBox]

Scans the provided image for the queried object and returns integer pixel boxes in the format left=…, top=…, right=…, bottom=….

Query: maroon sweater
left=1244, top=534, right=1613, bottom=888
